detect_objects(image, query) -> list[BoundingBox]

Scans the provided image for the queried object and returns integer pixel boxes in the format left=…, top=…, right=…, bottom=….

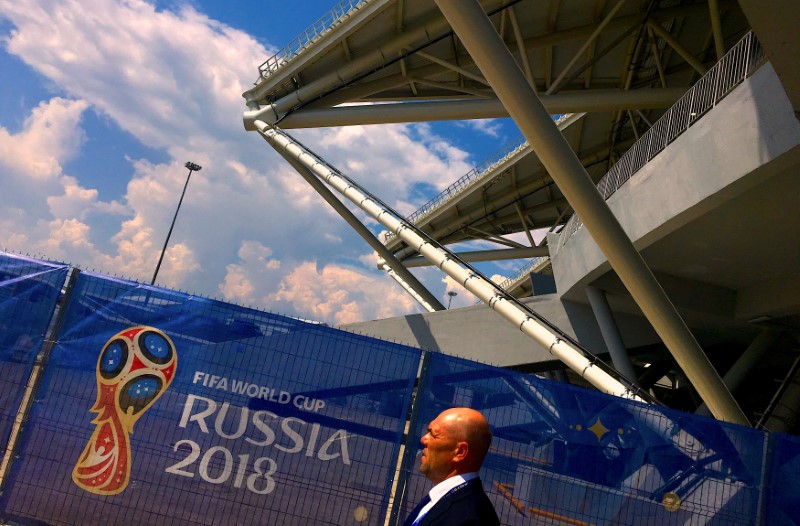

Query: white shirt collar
left=412, top=473, right=479, bottom=525
left=428, top=472, right=479, bottom=506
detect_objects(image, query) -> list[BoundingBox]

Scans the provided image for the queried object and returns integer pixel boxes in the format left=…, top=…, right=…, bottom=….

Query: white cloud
left=0, top=97, right=88, bottom=180
left=456, top=118, right=503, bottom=138
left=271, top=261, right=421, bottom=325
left=0, top=0, right=476, bottom=323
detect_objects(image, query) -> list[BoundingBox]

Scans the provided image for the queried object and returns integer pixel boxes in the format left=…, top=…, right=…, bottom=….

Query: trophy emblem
left=72, top=326, right=177, bottom=495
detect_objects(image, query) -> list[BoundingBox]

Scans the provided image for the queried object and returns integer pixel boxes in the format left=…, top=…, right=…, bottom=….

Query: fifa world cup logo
left=72, top=326, right=177, bottom=495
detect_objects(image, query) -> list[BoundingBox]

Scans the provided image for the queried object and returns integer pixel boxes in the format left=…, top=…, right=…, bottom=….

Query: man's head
left=419, top=407, right=492, bottom=484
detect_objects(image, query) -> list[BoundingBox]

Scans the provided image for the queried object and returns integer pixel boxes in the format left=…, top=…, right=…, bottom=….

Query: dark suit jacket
left=414, top=478, right=500, bottom=526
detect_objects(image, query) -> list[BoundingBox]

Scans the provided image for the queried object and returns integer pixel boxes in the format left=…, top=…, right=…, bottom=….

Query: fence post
left=386, top=350, right=432, bottom=526
left=0, top=267, right=81, bottom=491
left=755, top=431, right=775, bottom=526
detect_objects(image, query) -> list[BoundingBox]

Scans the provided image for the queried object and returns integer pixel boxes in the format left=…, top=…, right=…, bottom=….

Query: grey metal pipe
left=273, top=89, right=685, bottom=129
left=384, top=246, right=550, bottom=269
left=434, top=0, right=747, bottom=425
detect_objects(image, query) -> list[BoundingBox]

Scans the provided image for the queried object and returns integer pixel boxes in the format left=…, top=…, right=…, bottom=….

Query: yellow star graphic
left=588, top=418, right=609, bottom=441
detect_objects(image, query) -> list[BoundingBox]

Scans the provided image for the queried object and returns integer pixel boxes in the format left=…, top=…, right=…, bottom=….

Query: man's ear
left=452, top=441, right=469, bottom=462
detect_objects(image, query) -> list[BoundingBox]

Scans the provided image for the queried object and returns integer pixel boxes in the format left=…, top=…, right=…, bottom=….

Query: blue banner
left=1, top=256, right=798, bottom=525
left=0, top=252, right=68, bottom=454
left=0, top=271, right=422, bottom=525
left=766, top=432, right=800, bottom=525
left=398, top=352, right=767, bottom=526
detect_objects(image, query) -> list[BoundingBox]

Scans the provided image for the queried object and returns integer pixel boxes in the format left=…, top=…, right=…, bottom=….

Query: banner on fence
left=0, top=253, right=68, bottom=453
left=0, top=271, right=421, bottom=526
left=397, top=352, right=768, bottom=526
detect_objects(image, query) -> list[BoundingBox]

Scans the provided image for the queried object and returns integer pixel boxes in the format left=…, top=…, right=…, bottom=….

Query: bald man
left=403, top=407, right=500, bottom=526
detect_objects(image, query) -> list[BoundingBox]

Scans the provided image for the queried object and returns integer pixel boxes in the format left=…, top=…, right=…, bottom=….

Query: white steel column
left=434, top=0, right=747, bottom=425
left=270, top=140, right=446, bottom=312
left=257, top=121, right=642, bottom=402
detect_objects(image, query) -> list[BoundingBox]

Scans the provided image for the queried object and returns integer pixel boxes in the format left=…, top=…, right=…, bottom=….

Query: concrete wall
left=551, top=63, right=800, bottom=298
left=342, top=64, right=800, bottom=368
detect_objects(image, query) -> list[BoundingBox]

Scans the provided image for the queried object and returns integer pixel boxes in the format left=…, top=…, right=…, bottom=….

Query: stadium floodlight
left=151, top=161, right=202, bottom=285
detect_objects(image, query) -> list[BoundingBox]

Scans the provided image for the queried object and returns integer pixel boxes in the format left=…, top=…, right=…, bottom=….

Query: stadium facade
left=242, top=0, right=800, bottom=432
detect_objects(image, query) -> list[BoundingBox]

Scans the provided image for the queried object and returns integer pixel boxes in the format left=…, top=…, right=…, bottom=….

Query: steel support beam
left=696, top=329, right=781, bottom=416
left=274, top=89, right=684, bottom=129
left=387, top=246, right=550, bottom=268
left=257, top=121, right=641, bottom=400
left=708, top=0, right=726, bottom=61
left=546, top=0, right=629, bottom=95
left=434, top=0, right=747, bottom=425
left=648, top=20, right=708, bottom=76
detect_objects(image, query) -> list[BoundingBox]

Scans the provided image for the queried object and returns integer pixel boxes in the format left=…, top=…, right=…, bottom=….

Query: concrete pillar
left=586, top=286, right=638, bottom=383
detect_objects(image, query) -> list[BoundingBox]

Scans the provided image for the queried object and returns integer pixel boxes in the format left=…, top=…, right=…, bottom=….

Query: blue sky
left=0, top=0, right=525, bottom=324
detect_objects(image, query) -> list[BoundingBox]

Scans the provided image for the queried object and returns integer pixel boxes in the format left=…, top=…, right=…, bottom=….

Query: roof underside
left=244, top=0, right=750, bottom=270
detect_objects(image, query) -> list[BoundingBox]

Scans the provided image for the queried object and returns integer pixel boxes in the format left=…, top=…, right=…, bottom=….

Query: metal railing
left=556, top=31, right=766, bottom=249
left=497, top=256, right=550, bottom=291
left=257, top=0, right=369, bottom=81
left=385, top=135, right=526, bottom=241
left=385, top=114, right=577, bottom=243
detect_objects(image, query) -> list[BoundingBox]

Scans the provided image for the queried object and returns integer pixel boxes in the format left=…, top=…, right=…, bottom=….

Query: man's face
left=419, top=413, right=459, bottom=484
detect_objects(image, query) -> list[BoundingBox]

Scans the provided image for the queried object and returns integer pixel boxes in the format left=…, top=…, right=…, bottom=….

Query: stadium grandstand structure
left=243, top=0, right=800, bottom=434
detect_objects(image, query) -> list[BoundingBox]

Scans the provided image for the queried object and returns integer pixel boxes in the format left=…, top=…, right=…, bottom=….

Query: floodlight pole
left=151, top=162, right=202, bottom=285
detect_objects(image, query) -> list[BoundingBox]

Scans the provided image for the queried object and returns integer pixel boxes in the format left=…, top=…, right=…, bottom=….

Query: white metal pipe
left=256, top=120, right=641, bottom=401
left=434, top=0, right=747, bottom=425
left=269, top=136, right=446, bottom=312
left=381, top=264, right=438, bottom=313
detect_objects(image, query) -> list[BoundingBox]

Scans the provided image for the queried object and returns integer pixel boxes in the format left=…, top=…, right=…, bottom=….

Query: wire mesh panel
left=0, top=271, right=421, bottom=526
left=0, top=252, right=68, bottom=453
left=765, top=433, right=800, bottom=525
left=396, top=353, right=768, bottom=526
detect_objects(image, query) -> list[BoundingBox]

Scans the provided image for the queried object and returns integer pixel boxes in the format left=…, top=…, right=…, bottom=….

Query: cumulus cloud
left=0, top=0, right=477, bottom=323
left=271, top=261, right=421, bottom=325
left=456, top=118, right=503, bottom=138
left=0, top=97, right=88, bottom=180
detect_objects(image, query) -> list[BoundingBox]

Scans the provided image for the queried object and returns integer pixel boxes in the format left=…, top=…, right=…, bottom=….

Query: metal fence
left=1, top=251, right=798, bottom=526
left=556, top=31, right=766, bottom=249
left=496, top=256, right=549, bottom=291
left=257, top=0, right=369, bottom=81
